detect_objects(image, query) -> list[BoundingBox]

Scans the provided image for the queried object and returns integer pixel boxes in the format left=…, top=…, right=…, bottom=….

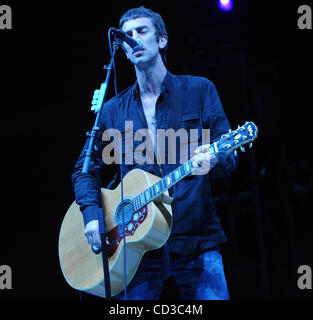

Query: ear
left=158, top=35, right=168, bottom=49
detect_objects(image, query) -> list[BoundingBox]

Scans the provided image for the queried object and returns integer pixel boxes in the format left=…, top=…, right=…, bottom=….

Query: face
left=121, top=17, right=167, bottom=67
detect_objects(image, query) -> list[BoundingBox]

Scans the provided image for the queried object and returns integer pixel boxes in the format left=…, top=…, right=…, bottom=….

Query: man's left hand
left=191, top=144, right=219, bottom=175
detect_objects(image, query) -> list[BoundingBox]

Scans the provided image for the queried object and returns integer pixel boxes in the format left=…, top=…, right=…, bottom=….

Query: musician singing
left=72, top=6, right=238, bottom=300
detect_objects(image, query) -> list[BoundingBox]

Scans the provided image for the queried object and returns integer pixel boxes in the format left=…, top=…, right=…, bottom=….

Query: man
left=72, top=6, right=238, bottom=300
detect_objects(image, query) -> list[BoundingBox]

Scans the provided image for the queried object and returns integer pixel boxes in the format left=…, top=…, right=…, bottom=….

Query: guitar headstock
left=215, top=122, right=258, bottom=154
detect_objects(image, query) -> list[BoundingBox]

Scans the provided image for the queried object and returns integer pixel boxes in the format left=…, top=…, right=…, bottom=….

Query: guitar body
left=58, top=169, right=173, bottom=298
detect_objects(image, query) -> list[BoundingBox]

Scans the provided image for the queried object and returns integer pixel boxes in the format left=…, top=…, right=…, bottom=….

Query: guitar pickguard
left=106, top=205, right=148, bottom=257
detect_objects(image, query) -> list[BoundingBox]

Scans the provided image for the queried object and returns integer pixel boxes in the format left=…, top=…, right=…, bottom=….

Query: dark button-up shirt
left=72, top=71, right=238, bottom=255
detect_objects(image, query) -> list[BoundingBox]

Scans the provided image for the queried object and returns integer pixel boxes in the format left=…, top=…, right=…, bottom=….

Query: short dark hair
left=119, top=6, right=168, bottom=63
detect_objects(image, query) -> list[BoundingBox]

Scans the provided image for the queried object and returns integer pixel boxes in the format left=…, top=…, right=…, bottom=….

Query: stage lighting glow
left=218, top=0, right=233, bottom=11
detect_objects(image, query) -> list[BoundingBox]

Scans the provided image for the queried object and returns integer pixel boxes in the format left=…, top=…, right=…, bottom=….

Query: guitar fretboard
left=132, top=144, right=216, bottom=211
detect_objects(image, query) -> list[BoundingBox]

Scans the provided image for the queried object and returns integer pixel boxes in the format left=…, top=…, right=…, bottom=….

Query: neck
left=135, top=55, right=167, bottom=97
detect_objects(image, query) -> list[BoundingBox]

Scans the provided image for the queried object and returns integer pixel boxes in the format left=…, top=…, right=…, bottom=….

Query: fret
left=158, top=180, right=162, bottom=193
left=166, top=175, right=171, bottom=187
left=145, top=189, right=150, bottom=202
left=180, top=165, right=185, bottom=176
left=161, top=178, right=166, bottom=192
left=133, top=197, right=137, bottom=211
left=137, top=195, right=141, bottom=208
left=155, top=182, right=159, bottom=194
left=137, top=196, right=140, bottom=208
left=140, top=193, right=145, bottom=206
left=170, top=171, right=175, bottom=184
left=185, top=161, right=191, bottom=174
left=164, top=177, right=168, bottom=190
left=134, top=196, right=138, bottom=210
left=162, top=177, right=166, bottom=192
left=137, top=195, right=142, bottom=208
left=149, top=186, right=154, bottom=199
left=174, top=168, right=180, bottom=180
left=170, top=173, right=173, bottom=184
left=150, top=187, right=154, bottom=199
left=137, top=196, right=140, bottom=210
left=143, top=191, right=147, bottom=204
left=150, top=184, right=157, bottom=199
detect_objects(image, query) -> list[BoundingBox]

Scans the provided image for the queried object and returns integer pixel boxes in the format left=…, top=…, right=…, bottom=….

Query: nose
left=131, top=30, right=139, bottom=40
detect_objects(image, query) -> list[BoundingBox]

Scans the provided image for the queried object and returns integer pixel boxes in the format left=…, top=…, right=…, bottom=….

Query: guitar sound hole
left=115, top=199, right=134, bottom=227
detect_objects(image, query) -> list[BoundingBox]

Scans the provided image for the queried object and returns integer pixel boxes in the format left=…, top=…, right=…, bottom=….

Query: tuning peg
left=249, top=143, right=253, bottom=148
left=229, top=129, right=232, bottom=133
left=234, top=150, right=238, bottom=156
left=240, top=146, right=246, bottom=152
left=93, top=91, right=99, bottom=97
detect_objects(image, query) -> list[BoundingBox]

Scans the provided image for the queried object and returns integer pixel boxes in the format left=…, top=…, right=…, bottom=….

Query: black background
left=1, top=0, right=312, bottom=301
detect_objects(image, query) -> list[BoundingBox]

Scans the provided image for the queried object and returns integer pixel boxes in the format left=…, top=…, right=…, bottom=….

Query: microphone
left=111, top=28, right=143, bottom=52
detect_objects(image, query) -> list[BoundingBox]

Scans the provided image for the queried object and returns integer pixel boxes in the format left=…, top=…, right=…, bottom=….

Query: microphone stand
left=82, top=36, right=120, bottom=300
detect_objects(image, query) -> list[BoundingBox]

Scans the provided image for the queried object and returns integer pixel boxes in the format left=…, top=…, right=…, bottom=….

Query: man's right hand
left=84, top=219, right=110, bottom=248
left=84, top=220, right=102, bottom=248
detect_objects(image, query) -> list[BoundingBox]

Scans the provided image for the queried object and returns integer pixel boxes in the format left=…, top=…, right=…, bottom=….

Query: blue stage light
left=218, top=0, right=233, bottom=11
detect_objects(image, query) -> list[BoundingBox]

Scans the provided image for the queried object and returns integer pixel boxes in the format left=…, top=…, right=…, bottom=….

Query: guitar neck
left=132, top=144, right=216, bottom=211
left=130, top=120, right=259, bottom=211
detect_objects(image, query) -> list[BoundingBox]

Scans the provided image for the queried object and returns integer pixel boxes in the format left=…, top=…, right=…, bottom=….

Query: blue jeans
left=114, top=243, right=230, bottom=300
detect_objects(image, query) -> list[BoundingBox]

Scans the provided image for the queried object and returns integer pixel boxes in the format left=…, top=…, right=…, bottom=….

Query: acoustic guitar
left=58, top=122, right=258, bottom=298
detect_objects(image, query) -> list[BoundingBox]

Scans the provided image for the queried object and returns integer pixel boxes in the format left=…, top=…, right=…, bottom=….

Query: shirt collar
left=132, top=70, right=174, bottom=98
